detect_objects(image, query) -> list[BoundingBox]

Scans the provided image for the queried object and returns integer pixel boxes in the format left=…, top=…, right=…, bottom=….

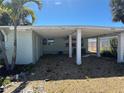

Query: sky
left=27, top=0, right=124, bottom=27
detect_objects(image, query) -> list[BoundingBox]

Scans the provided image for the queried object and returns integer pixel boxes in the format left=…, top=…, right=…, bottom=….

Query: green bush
left=100, top=50, right=114, bottom=58
left=110, top=38, right=118, bottom=58
left=100, top=37, right=118, bottom=59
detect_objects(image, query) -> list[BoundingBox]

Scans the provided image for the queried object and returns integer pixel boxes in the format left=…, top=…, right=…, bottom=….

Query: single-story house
left=0, top=26, right=124, bottom=65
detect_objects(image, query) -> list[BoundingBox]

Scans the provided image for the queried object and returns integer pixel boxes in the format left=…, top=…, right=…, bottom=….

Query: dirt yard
left=29, top=55, right=124, bottom=80
left=4, top=54, right=124, bottom=93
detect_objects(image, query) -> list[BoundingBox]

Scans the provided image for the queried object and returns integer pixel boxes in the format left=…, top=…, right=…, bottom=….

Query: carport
left=1, top=26, right=124, bottom=64
left=31, top=26, right=124, bottom=64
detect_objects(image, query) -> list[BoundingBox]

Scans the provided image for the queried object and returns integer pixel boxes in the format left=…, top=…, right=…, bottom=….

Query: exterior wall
left=43, top=38, right=88, bottom=55
left=5, top=30, right=43, bottom=65
left=43, top=38, right=68, bottom=54
left=32, top=31, right=43, bottom=63
left=5, top=30, right=33, bottom=64
left=83, top=38, right=88, bottom=53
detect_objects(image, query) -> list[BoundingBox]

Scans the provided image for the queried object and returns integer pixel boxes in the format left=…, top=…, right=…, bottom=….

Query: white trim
left=0, top=25, right=124, bottom=31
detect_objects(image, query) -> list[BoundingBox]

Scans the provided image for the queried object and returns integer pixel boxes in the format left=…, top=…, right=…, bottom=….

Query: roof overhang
left=0, top=25, right=124, bottom=38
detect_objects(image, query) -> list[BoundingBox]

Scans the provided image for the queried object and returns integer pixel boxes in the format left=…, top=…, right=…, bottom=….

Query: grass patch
left=0, top=76, right=11, bottom=86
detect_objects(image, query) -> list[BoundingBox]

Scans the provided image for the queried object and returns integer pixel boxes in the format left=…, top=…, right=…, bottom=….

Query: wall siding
left=32, top=31, right=43, bottom=63
left=5, top=31, right=33, bottom=64
left=43, top=38, right=88, bottom=55
left=43, top=38, right=68, bottom=54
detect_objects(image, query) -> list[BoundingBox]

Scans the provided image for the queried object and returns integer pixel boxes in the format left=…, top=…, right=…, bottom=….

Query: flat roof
left=0, top=25, right=124, bottom=38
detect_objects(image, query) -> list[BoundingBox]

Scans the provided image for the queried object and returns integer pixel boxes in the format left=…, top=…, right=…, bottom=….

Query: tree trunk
left=11, top=25, right=17, bottom=70
left=0, top=32, right=9, bottom=70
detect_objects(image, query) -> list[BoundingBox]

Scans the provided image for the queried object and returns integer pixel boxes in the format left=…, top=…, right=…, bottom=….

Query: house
left=0, top=26, right=124, bottom=65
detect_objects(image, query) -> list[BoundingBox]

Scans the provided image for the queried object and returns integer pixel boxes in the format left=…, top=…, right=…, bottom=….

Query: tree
left=0, top=0, right=42, bottom=70
left=0, top=13, right=11, bottom=26
left=0, top=0, right=11, bottom=70
left=0, top=31, right=9, bottom=69
left=0, top=0, right=35, bottom=26
left=0, top=0, right=12, bottom=25
left=110, top=0, right=124, bottom=23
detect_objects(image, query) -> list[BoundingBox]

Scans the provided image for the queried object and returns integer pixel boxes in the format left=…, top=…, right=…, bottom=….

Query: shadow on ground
left=28, top=54, right=124, bottom=81
left=11, top=81, right=28, bottom=93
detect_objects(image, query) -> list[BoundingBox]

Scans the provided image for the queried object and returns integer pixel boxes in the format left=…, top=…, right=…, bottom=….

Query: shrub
left=110, top=38, right=118, bottom=58
left=100, top=37, right=118, bottom=59
left=100, top=50, right=113, bottom=57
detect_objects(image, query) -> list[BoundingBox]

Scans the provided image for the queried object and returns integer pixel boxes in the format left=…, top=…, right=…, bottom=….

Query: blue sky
left=28, top=0, right=124, bottom=27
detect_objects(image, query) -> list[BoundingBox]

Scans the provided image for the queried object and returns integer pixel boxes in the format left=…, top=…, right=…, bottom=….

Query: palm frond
left=0, top=5, right=12, bottom=14
left=22, top=6, right=36, bottom=24
left=0, top=0, right=4, bottom=4
left=22, top=0, right=42, bottom=9
left=110, top=0, right=124, bottom=23
left=1, top=0, right=42, bottom=26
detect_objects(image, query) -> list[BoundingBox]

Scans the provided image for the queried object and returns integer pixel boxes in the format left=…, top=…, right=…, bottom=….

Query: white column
left=117, top=33, right=124, bottom=63
left=96, top=37, right=101, bottom=57
left=69, top=35, right=72, bottom=58
left=76, top=29, right=82, bottom=65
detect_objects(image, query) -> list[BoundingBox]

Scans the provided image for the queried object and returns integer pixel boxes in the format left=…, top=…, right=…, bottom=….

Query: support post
left=69, top=35, right=72, bottom=58
left=117, top=33, right=124, bottom=63
left=76, top=29, right=82, bottom=65
left=96, top=37, right=101, bottom=57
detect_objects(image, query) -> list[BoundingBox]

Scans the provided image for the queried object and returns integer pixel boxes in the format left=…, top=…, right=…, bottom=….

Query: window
left=47, top=39, right=55, bottom=45
left=42, top=38, right=55, bottom=45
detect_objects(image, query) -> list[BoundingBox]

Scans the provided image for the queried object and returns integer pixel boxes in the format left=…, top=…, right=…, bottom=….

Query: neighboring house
left=0, top=26, right=124, bottom=65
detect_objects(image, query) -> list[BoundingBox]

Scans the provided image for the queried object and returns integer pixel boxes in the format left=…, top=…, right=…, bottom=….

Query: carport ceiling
left=33, top=26, right=124, bottom=38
